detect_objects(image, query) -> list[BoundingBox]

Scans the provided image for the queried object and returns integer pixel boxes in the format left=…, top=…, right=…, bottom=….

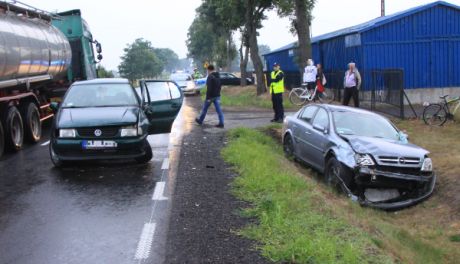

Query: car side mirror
left=50, top=102, right=60, bottom=112
left=313, top=124, right=327, bottom=134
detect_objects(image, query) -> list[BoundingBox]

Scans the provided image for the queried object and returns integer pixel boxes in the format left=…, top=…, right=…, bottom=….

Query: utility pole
left=381, top=0, right=385, bottom=17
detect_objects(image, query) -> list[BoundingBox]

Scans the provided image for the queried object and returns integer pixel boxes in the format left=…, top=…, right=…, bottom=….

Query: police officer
left=270, top=62, right=285, bottom=123
left=193, top=68, right=202, bottom=79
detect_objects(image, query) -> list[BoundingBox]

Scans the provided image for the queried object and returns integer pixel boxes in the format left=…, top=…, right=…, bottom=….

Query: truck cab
left=52, top=10, right=101, bottom=83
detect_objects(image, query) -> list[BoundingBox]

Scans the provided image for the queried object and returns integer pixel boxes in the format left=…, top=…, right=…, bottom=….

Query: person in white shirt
left=343, top=62, right=362, bottom=107
left=303, top=59, right=317, bottom=91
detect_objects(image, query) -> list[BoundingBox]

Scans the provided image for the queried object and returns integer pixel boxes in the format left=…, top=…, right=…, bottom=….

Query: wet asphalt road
left=0, top=101, right=190, bottom=264
left=0, top=96, right=284, bottom=264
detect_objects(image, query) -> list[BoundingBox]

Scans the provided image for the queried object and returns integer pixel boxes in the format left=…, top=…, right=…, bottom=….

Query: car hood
left=342, top=135, right=429, bottom=158
left=57, top=106, right=139, bottom=128
left=174, top=80, right=188, bottom=87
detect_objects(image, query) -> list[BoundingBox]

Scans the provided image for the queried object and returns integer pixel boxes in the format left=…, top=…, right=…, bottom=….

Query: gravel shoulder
left=164, top=97, right=268, bottom=264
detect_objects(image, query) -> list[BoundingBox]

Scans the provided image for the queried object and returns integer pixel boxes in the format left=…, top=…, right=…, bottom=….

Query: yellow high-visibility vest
left=270, top=70, right=285, bottom=94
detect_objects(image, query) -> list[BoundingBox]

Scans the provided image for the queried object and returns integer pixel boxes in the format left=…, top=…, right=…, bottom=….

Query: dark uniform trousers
left=271, top=92, right=284, bottom=121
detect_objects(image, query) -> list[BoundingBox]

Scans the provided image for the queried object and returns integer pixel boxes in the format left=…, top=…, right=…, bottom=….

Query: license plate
left=82, top=140, right=117, bottom=149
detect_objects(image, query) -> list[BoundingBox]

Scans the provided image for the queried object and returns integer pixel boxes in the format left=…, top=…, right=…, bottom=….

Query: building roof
left=263, top=1, right=460, bottom=56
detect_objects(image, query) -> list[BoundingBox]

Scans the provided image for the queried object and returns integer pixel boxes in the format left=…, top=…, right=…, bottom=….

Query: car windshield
left=62, top=83, right=138, bottom=108
left=170, top=73, right=191, bottom=81
left=333, top=111, right=400, bottom=140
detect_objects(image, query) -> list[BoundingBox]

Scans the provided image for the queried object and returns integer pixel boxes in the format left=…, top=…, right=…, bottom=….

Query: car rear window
left=62, top=83, right=138, bottom=108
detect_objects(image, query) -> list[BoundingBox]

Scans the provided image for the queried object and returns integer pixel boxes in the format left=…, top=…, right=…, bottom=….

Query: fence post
left=399, top=70, right=404, bottom=119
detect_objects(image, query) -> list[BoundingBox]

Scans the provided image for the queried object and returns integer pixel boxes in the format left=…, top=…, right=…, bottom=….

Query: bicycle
left=422, top=95, right=460, bottom=126
left=289, top=83, right=335, bottom=106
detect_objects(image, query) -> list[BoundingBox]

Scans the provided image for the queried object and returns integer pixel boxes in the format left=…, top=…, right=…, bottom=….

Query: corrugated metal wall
left=362, top=5, right=460, bottom=89
left=265, top=3, right=460, bottom=91
left=264, top=49, right=299, bottom=72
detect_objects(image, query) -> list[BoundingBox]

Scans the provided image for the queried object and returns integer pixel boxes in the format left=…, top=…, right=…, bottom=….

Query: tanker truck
left=0, top=1, right=102, bottom=158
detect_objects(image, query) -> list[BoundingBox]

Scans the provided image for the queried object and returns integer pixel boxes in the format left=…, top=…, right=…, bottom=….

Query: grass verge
left=221, top=127, right=392, bottom=263
left=202, top=85, right=298, bottom=110
left=222, top=123, right=460, bottom=263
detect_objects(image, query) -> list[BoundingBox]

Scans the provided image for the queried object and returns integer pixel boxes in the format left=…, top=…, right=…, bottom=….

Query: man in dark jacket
left=195, top=64, right=224, bottom=128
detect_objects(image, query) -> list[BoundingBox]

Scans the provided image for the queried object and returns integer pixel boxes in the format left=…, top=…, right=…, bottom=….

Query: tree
left=96, top=65, right=114, bottom=78
left=118, top=38, right=163, bottom=82
left=186, top=16, right=216, bottom=68
left=154, top=48, right=180, bottom=73
left=243, top=0, right=275, bottom=95
left=276, top=0, right=316, bottom=77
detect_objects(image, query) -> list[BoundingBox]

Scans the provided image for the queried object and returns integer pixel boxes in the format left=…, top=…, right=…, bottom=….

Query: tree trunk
left=249, top=28, right=265, bottom=95
left=295, top=0, right=312, bottom=80
left=226, top=31, right=233, bottom=71
left=239, top=37, right=249, bottom=86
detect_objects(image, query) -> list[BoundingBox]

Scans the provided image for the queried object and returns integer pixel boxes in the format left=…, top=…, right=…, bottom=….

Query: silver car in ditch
left=282, top=104, right=436, bottom=210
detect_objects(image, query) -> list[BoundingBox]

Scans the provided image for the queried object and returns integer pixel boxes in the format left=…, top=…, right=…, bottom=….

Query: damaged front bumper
left=354, top=167, right=436, bottom=210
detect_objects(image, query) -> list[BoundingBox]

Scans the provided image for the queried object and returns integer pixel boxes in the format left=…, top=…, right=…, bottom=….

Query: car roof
left=72, top=78, right=130, bottom=86
left=316, top=104, right=384, bottom=118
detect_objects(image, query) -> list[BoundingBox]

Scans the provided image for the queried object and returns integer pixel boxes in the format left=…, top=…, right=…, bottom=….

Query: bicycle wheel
left=319, top=88, right=335, bottom=104
left=423, top=104, right=447, bottom=126
left=289, top=88, right=307, bottom=106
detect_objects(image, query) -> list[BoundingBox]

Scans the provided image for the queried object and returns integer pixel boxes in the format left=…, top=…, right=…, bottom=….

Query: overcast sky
left=25, top=0, right=460, bottom=70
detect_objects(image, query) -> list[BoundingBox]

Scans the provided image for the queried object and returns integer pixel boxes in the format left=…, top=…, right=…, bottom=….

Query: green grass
left=201, top=86, right=297, bottom=109
left=221, top=128, right=392, bottom=264
left=449, top=235, right=460, bottom=242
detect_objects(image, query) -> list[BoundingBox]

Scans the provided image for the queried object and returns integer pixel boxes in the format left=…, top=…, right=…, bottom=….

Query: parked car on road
left=49, top=78, right=183, bottom=167
left=219, top=72, right=253, bottom=86
left=170, top=73, right=201, bottom=95
left=282, top=104, right=436, bottom=210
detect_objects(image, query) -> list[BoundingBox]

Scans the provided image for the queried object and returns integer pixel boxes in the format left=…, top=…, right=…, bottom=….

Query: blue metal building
left=263, top=1, right=460, bottom=91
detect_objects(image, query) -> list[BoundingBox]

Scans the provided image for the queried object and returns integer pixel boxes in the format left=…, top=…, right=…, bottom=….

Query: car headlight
left=421, top=158, right=433, bottom=172
left=355, top=154, right=375, bottom=166
left=59, top=129, right=76, bottom=138
left=121, top=125, right=138, bottom=137
left=186, top=81, right=196, bottom=89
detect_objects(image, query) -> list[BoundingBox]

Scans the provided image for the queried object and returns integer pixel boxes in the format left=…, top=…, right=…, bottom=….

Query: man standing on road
left=195, top=65, right=224, bottom=128
left=303, top=59, right=317, bottom=92
left=343, top=62, right=362, bottom=107
left=270, top=62, right=285, bottom=123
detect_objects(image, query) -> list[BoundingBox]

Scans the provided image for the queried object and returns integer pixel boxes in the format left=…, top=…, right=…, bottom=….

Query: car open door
left=140, top=80, right=183, bottom=135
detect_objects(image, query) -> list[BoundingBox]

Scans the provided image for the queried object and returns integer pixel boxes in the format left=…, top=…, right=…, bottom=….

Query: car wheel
left=283, top=134, right=295, bottom=159
left=4, top=106, right=24, bottom=151
left=135, top=140, right=153, bottom=164
left=49, top=143, right=66, bottom=168
left=195, top=90, right=201, bottom=96
left=325, top=157, right=353, bottom=192
left=0, top=121, right=4, bottom=158
left=21, top=102, right=42, bottom=143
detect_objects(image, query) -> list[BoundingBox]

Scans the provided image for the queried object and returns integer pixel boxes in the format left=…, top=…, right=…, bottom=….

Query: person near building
left=303, top=59, right=317, bottom=92
left=343, top=62, right=362, bottom=107
left=195, top=65, right=224, bottom=128
left=270, top=62, right=285, bottom=123
left=316, top=64, right=327, bottom=101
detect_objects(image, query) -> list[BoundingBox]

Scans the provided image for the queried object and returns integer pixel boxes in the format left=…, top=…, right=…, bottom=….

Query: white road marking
left=161, top=158, right=169, bottom=170
left=152, top=182, right=168, bottom=201
left=134, top=223, right=156, bottom=260
left=41, top=140, right=50, bottom=146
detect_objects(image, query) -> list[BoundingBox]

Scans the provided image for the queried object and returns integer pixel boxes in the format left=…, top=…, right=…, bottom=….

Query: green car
left=49, top=78, right=183, bottom=167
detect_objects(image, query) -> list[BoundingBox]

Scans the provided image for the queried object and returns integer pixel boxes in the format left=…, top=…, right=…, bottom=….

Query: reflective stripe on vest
left=270, top=70, right=285, bottom=94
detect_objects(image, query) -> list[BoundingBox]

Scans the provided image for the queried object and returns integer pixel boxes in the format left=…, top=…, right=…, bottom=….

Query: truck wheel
left=4, top=106, right=24, bottom=151
left=21, top=103, right=41, bottom=143
left=0, top=122, right=4, bottom=157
